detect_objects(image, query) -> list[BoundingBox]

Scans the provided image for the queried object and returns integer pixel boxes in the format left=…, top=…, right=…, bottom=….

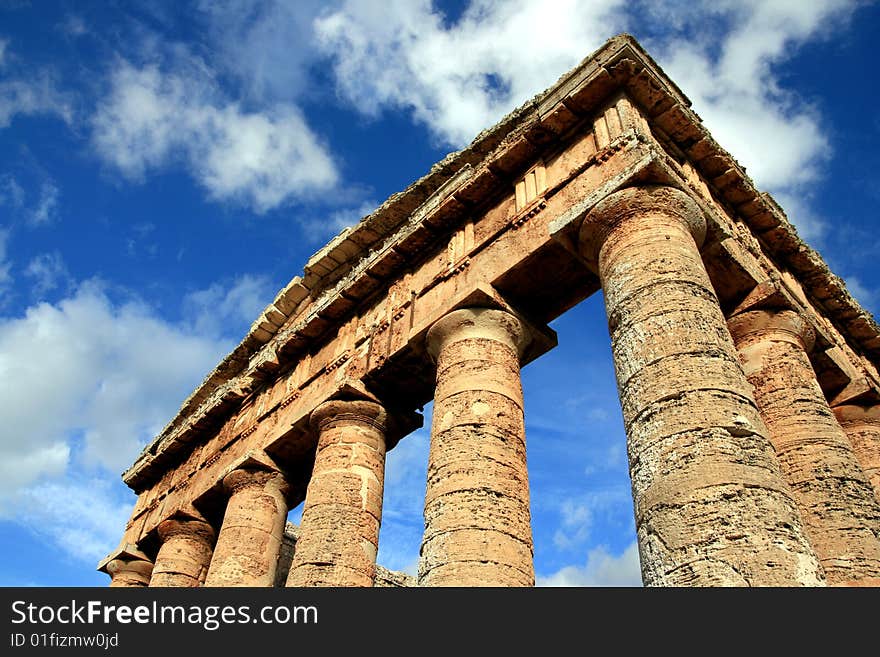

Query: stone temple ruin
left=98, top=35, right=880, bottom=587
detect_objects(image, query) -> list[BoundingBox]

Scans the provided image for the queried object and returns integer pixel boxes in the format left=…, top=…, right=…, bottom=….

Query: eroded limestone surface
left=99, top=34, right=880, bottom=588
left=586, top=187, right=824, bottom=586
left=730, top=310, right=880, bottom=584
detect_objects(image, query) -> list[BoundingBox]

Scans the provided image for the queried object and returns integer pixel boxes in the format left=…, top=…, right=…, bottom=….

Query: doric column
left=286, top=399, right=387, bottom=587
left=204, top=467, right=289, bottom=587
left=833, top=404, right=880, bottom=503
left=149, top=514, right=216, bottom=587
left=581, top=184, right=823, bottom=586
left=729, top=309, right=880, bottom=584
left=105, top=557, right=153, bottom=587
left=419, top=307, right=534, bottom=586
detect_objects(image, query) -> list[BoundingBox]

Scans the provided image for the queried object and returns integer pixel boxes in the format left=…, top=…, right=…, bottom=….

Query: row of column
left=108, top=396, right=390, bottom=588
left=109, top=182, right=880, bottom=588
left=581, top=184, right=880, bottom=586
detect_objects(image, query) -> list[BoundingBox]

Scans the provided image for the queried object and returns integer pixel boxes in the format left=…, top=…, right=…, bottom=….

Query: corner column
left=728, top=309, right=880, bottom=584
left=98, top=544, right=153, bottom=587
left=833, top=404, right=880, bottom=503
left=581, top=184, right=823, bottom=586
left=419, top=307, right=534, bottom=586
left=149, top=513, right=215, bottom=587
left=204, top=467, right=289, bottom=587
left=286, top=398, right=388, bottom=587
left=105, top=558, right=153, bottom=588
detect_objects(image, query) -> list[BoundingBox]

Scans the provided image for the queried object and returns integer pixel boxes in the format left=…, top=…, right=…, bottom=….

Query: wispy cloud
left=182, top=274, right=275, bottom=339
left=24, top=252, right=71, bottom=298
left=28, top=179, right=59, bottom=225
left=0, top=72, right=73, bottom=128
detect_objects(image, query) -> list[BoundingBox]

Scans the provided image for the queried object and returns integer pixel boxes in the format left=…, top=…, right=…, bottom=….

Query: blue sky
left=0, top=0, right=878, bottom=587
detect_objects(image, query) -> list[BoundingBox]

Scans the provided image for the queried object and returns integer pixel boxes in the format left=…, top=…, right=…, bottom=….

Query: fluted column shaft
left=582, top=184, right=823, bottom=586
left=729, top=310, right=880, bottom=584
left=204, top=468, right=289, bottom=587
left=834, top=404, right=880, bottom=503
left=286, top=399, right=387, bottom=587
left=419, top=307, right=534, bottom=587
left=149, top=515, right=215, bottom=587
left=106, top=557, right=153, bottom=587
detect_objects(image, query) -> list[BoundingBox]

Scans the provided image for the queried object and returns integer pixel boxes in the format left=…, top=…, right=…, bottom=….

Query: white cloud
left=844, top=276, right=876, bottom=313
left=315, top=0, right=629, bottom=146
left=0, top=279, right=232, bottom=507
left=24, top=252, right=70, bottom=298
left=0, top=174, right=25, bottom=208
left=182, top=274, right=275, bottom=339
left=550, top=486, right=631, bottom=551
left=0, top=229, right=11, bottom=300
left=0, top=72, right=73, bottom=128
left=0, top=38, right=7, bottom=67
left=648, top=0, right=858, bottom=240
left=28, top=179, right=60, bottom=225
left=6, top=477, right=132, bottom=564
left=553, top=499, right=593, bottom=550
left=92, top=61, right=338, bottom=213
left=0, top=174, right=62, bottom=227
left=197, top=0, right=326, bottom=103
left=538, top=541, right=642, bottom=586
left=300, top=199, right=378, bottom=243
left=59, top=15, right=88, bottom=38
left=315, top=0, right=857, bottom=239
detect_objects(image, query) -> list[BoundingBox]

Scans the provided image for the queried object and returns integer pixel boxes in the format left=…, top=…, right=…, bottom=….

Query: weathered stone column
left=419, top=307, right=534, bottom=587
left=728, top=309, right=880, bottom=584
left=204, top=467, right=289, bottom=587
left=833, top=404, right=880, bottom=503
left=149, top=514, right=215, bottom=587
left=105, top=557, right=153, bottom=587
left=286, top=399, right=387, bottom=587
left=581, top=184, right=823, bottom=586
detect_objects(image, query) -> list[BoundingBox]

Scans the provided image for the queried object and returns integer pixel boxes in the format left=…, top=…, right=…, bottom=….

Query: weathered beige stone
left=729, top=309, right=880, bottom=584
left=419, top=307, right=534, bottom=587
left=582, top=185, right=824, bottom=587
left=286, top=398, right=387, bottom=587
left=834, top=404, right=880, bottom=503
left=204, top=468, right=289, bottom=587
left=104, top=36, right=880, bottom=589
left=106, top=557, right=153, bottom=587
left=149, top=514, right=215, bottom=587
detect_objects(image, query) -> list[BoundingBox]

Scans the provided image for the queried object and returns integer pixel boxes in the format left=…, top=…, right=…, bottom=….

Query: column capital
left=579, top=184, right=706, bottom=266
left=222, top=467, right=289, bottom=498
left=310, top=398, right=387, bottom=433
left=157, top=514, right=215, bottom=544
left=834, top=404, right=880, bottom=427
left=105, top=558, right=153, bottom=583
left=728, top=308, right=815, bottom=352
left=426, top=307, right=532, bottom=361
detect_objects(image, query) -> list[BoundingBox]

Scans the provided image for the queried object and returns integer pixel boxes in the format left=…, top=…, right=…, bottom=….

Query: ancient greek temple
left=98, top=35, right=880, bottom=587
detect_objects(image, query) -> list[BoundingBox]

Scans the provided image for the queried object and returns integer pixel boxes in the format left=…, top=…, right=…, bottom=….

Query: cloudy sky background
left=0, top=0, right=878, bottom=586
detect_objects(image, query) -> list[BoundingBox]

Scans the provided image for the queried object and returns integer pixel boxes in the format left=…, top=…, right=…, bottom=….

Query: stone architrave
left=419, top=307, right=535, bottom=586
left=149, top=514, right=216, bottom=587
left=729, top=309, right=880, bottom=584
left=834, top=404, right=880, bottom=503
left=581, top=184, right=824, bottom=586
left=106, top=558, right=153, bottom=588
left=286, top=398, right=388, bottom=587
left=204, top=467, right=289, bottom=587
